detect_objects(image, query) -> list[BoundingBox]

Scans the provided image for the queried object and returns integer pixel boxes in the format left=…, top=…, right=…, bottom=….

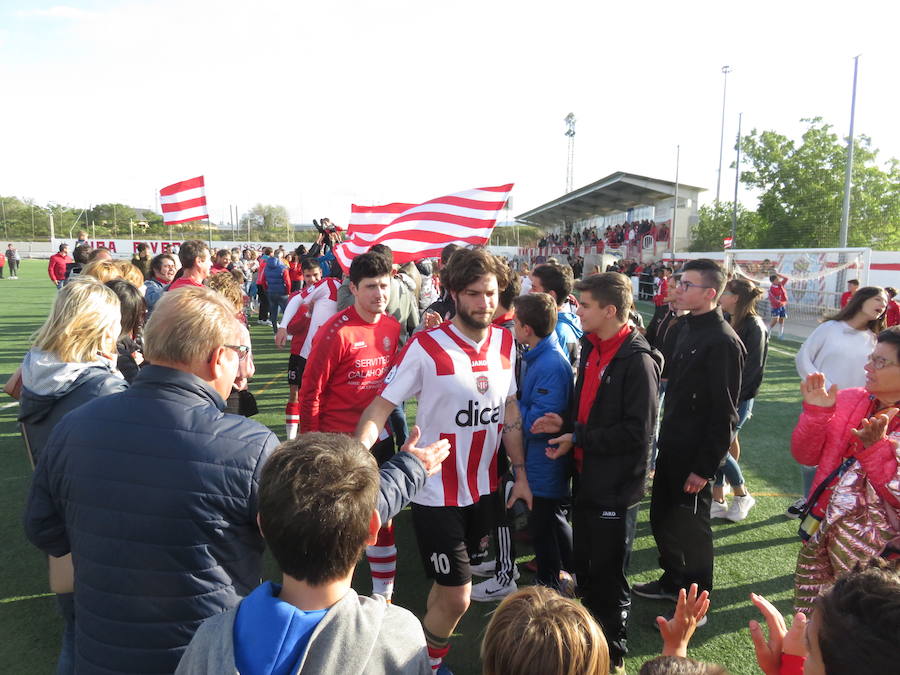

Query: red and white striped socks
left=366, top=523, right=397, bottom=600
left=285, top=401, right=300, bottom=440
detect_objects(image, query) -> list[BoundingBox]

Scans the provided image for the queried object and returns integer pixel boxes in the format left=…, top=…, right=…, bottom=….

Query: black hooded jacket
left=567, top=328, right=663, bottom=509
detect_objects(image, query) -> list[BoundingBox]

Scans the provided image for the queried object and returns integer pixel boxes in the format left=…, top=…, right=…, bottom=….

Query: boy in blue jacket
left=512, top=292, right=575, bottom=591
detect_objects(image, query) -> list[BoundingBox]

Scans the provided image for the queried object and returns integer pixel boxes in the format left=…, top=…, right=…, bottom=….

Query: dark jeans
left=530, top=496, right=574, bottom=590
left=268, top=292, right=289, bottom=332
left=574, top=503, right=639, bottom=664
left=257, top=291, right=270, bottom=322
left=7, top=258, right=17, bottom=276
left=56, top=592, right=75, bottom=675
left=650, top=453, right=714, bottom=593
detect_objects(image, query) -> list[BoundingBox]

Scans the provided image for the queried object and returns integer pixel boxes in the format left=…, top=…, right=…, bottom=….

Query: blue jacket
left=24, top=365, right=280, bottom=675
left=23, top=364, right=428, bottom=675
left=17, top=349, right=128, bottom=465
left=518, top=333, right=574, bottom=499
left=144, top=277, right=166, bottom=312
left=555, top=311, right=583, bottom=365
left=264, top=257, right=289, bottom=295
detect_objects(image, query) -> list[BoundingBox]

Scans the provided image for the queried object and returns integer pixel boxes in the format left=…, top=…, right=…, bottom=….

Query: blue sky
left=1, top=0, right=898, bottom=225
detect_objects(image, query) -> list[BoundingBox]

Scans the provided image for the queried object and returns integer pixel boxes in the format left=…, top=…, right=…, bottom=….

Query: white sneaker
left=726, top=494, right=756, bottom=522
left=470, top=560, right=520, bottom=580
left=710, top=500, right=729, bottom=519
left=471, top=577, right=517, bottom=602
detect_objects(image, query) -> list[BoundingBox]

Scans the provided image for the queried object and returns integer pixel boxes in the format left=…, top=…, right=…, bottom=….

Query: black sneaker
left=632, top=580, right=678, bottom=602
left=785, top=498, right=806, bottom=520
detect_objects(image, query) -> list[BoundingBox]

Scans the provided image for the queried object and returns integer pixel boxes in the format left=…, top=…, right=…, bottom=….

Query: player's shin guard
left=284, top=401, right=300, bottom=440
left=366, top=523, right=397, bottom=600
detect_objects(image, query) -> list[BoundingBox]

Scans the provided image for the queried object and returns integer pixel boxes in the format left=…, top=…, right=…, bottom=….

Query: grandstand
left=515, top=171, right=705, bottom=262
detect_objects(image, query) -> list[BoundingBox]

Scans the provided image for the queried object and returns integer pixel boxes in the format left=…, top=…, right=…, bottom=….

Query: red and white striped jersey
left=380, top=322, right=516, bottom=507
left=281, top=277, right=341, bottom=357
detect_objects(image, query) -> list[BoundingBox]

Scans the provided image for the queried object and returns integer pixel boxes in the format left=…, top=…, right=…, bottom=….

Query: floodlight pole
left=716, top=66, right=732, bottom=208
left=839, top=56, right=859, bottom=248
left=672, top=144, right=680, bottom=255
left=731, top=112, right=742, bottom=246
left=564, top=113, right=576, bottom=194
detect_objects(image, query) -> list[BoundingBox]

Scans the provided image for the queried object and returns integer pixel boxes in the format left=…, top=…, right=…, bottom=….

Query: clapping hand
left=748, top=593, right=807, bottom=675
left=531, top=412, right=563, bottom=435
left=852, top=407, right=898, bottom=449
left=800, top=373, right=837, bottom=408
left=545, top=434, right=573, bottom=460
left=656, top=584, right=710, bottom=658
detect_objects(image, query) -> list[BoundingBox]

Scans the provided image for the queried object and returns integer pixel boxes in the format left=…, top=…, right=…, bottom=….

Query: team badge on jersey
left=382, top=336, right=391, bottom=352
left=384, top=365, right=398, bottom=384
left=476, top=375, right=489, bottom=394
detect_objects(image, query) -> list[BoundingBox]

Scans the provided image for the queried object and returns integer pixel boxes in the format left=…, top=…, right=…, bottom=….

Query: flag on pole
left=723, top=237, right=734, bottom=249
left=159, top=176, right=209, bottom=226
left=333, top=183, right=514, bottom=273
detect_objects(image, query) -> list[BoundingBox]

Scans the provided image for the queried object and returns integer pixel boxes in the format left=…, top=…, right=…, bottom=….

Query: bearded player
left=356, top=247, right=531, bottom=674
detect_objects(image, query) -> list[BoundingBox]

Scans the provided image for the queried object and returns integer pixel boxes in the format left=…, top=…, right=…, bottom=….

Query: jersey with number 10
left=380, top=323, right=516, bottom=507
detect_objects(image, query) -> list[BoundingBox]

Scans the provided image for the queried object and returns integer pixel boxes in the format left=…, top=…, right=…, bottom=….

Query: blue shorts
left=770, top=305, right=786, bottom=318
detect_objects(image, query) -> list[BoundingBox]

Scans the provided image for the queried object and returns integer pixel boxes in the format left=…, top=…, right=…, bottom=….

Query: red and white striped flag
left=159, top=176, right=209, bottom=226
left=723, top=237, right=734, bottom=249
left=333, top=183, right=513, bottom=273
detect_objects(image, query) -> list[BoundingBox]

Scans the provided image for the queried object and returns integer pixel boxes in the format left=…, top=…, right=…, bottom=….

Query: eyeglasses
left=224, top=344, right=251, bottom=361
left=866, top=353, right=899, bottom=370
left=677, top=280, right=714, bottom=291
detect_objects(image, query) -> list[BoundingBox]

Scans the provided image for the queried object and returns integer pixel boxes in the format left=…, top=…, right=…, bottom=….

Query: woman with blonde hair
left=81, top=259, right=123, bottom=284
left=17, top=276, right=128, bottom=675
left=481, top=586, right=610, bottom=675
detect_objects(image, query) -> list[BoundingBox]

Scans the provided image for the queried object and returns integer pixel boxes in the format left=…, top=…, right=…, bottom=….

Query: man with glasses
left=633, top=259, right=744, bottom=627
left=24, top=285, right=445, bottom=674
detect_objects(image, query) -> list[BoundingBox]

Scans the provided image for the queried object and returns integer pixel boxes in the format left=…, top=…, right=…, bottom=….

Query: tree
left=241, top=204, right=290, bottom=231
left=689, top=202, right=770, bottom=251
left=740, top=117, right=900, bottom=249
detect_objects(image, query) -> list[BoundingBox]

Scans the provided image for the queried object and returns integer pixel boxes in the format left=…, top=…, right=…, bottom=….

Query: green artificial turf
left=0, top=261, right=807, bottom=674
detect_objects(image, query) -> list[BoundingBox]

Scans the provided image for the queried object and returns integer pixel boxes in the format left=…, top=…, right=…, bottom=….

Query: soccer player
left=768, top=272, right=789, bottom=338
left=299, top=251, right=402, bottom=601
left=841, top=278, right=859, bottom=308
left=276, top=259, right=339, bottom=439
left=355, top=248, right=532, bottom=674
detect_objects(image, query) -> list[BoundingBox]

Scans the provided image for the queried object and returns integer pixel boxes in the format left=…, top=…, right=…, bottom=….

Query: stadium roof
left=515, top=171, right=706, bottom=228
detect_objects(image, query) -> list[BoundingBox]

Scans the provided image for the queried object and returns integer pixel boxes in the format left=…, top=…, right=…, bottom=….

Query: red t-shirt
left=769, top=283, right=788, bottom=308
left=886, top=300, right=900, bottom=327
left=574, top=324, right=631, bottom=471
left=299, top=305, right=400, bottom=434
left=167, top=277, right=204, bottom=292
left=841, top=291, right=853, bottom=308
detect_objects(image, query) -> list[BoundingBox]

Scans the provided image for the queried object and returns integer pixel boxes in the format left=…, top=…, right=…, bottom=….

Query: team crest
left=382, top=336, right=391, bottom=352
left=476, top=375, right=489, bottom=395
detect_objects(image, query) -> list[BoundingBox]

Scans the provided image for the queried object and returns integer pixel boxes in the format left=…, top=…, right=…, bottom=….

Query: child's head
left=258, top=433, right=380, bottom=585
left=513, top=293, right=557, bottom=340
left=481, top=586, right=609, bottom=675
left=769, top=274, right=779, bottom=284
left=847, top=279, right=859, bottom=290
left=639, top=656, right=729, bottom=675
left=806, top=557, right=900, bottom=675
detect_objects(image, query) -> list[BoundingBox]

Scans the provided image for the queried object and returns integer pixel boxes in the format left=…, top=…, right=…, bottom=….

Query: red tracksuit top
left=299, top=305, right=400, bottom=434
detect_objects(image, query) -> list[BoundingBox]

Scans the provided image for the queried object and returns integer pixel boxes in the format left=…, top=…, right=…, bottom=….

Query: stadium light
left=716, top=65, right=732, bottom=208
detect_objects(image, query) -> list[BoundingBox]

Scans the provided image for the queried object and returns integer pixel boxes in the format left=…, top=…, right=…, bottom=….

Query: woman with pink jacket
left=791, top=326, right=900, bottom=614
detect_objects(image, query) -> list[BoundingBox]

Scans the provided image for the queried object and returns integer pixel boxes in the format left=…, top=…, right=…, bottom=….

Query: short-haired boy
left=511, top=292, right=575, bottom=592
left=176, top=433, right=430, bottom=675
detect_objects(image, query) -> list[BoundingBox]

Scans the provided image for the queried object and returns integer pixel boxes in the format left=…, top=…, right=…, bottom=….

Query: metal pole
left=839, top=56, right=859, bottom=247
left=716, top=66, right=732, bottom=207
left=672, top=145, right=680, bottom=254
left=731, top=112, right=743, bottom=245
left=31, top=203, right=35, bottom=241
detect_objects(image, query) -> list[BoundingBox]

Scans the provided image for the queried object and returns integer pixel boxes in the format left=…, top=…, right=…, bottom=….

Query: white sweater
left=795, top=320, right=875, bottom=390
